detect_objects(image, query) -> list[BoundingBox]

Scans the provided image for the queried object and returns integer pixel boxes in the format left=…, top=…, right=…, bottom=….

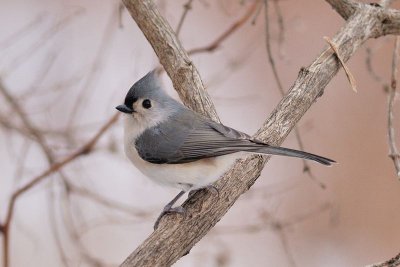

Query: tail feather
left=253, top=145, right=335, bottom=166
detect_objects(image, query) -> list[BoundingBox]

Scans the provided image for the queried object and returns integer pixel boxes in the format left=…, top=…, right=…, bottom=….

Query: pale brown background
left=1, top=0, right=400, bottom=266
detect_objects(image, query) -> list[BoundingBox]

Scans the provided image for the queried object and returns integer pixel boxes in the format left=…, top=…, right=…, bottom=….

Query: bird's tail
left=252, top=145, right=335, bottom=166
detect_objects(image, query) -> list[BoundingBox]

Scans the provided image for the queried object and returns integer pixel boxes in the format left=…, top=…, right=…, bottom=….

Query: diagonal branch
left=324, top=0, right=360, bottom=20
left=120, top=1, right=400, bottom=266
left=325, top=0, right=400, bottom=36
left=264, top=0, right=326, bottom=188
left=122, top=0, right=219, bottom=122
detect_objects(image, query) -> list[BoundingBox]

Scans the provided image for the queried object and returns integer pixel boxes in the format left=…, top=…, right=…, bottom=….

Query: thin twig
left=263, top=0, right=284, bottom=92
left=0, top=14, right=45, bottom=50
left=366, top=46, right=383, bottom=82
left=66, top=3, right=120, bottom=128
left=214, top=203, right=331, bottom=234
left=118, top=2, right=125, bottom=28
left=187, top=0, right=259, bottom=55
left=387, top=37, right=400, bottom=177
left=324, top=36, right=357, bottom=92
left=264, top=0, right=325, bottom=188
left=0, top=113, right=119, bottom=267
left=1, top=69, right=124, bottom=266
left=175, top=0, right=194, bottom=37
left=61, top=184, right=111, bottom=267
left=67, top=180, right=152, bottom=218
left=12, top=139, right=31, bottom=185
left=20, top=52, right=58, bottom=99
left=6, top=9, right=83, bottom=73
left=272, top=0, right=285, bottom=55
left=252, top=0, right=264, bottom=24
left=47, top=180, right=71, bottom=267
left=0, top=79, right=55, bottom=162
left=275, top=225, right=297, bottom=267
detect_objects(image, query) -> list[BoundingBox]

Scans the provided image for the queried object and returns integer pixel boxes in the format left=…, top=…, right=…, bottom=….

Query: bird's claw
left=188, top=184, right=219, bottom=198
left=153, top=206, right=186, bottom=230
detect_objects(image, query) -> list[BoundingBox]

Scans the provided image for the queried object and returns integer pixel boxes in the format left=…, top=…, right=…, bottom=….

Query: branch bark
left=264, top=0, right=326, bottom=188
left=325, top=0, right=359, bottom=20
left=121, top=0, right=219, bottom=122
left=120, top=1, right=400, bottom=266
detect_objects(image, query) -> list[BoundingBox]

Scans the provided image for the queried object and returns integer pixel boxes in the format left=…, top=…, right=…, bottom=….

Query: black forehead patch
left=124, top=89, right=138, bottom=108
left=123, top=70, right=161, bottom=107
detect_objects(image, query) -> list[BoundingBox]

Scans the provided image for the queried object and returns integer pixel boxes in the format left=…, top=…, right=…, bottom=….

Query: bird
left=116, top=70, right=335, bottom=229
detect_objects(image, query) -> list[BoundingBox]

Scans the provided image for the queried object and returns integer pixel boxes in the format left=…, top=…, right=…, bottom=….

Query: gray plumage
left=135, top=108, right=334, bottom=165
left=117, top=70, right=335, bottom=229
left=125, top=71, right=334, bottom=166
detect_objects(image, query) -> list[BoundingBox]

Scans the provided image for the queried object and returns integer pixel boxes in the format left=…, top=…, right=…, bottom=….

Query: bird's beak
left=116, top=104, right=134, bottom=114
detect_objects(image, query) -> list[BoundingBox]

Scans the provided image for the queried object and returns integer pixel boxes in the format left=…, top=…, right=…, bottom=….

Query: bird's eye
left=142, top=99, right=152, bottom=109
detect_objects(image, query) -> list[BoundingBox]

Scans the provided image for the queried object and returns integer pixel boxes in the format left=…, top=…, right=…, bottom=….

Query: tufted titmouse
left=116, top=70, right=334, bottom=229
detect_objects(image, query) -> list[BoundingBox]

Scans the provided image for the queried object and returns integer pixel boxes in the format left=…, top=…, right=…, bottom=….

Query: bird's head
left=116, top=70, right=181, bottom=126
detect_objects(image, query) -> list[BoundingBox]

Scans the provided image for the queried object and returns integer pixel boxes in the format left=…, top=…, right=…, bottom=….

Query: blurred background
left=1, top=0, right=400, bottom=266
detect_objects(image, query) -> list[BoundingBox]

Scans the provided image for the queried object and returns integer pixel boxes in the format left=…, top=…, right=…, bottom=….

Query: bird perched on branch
left=116, top=70, right=334, bottom=229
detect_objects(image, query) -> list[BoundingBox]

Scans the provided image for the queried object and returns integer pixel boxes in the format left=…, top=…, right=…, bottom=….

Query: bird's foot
left=188, top=184, right=219, bottom=199
left=153, top=205, right=186, bottom=230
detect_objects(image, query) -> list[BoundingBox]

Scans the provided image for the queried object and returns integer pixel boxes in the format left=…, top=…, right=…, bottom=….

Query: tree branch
left=121, top=0, right=219, bottom=122
left=264, top=0, right=326, bottom=188
left=387, top=37, right=400, bottom=177
left=382, top=8, right=400, bottom=36
left=324, top=0, right=360, bottom=20
left=120, top=1, right=400, bottom=266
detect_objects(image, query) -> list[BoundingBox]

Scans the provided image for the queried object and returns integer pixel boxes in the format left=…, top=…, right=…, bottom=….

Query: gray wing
left=135, top=108, right=335, bottom=166
left=135, top=109, right=255, bottom=164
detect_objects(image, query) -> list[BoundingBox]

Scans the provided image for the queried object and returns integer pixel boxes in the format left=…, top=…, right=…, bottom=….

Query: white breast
left=123, top=115, right=240, bottom=191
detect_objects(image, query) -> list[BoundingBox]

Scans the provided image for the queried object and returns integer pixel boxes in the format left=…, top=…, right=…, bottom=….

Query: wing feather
left=135, top=110, right=255, bottom=164
left=134, top=108, right=335, bottom=166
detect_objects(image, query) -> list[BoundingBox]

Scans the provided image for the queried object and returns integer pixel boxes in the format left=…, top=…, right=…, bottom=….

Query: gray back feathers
left=129, top=70, right=335, bottom=166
